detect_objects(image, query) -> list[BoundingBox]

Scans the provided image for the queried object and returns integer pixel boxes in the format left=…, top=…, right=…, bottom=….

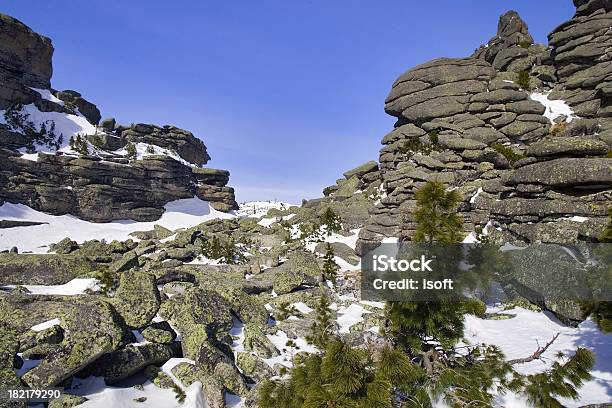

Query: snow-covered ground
left=0, top=197, right=233, bottom=253
left=1, top=278, right=100, bottom=295
left=68, top=376, right=203, bottom=408
left=465, top=307, right=612, bottom=407
left=235, top=201, right=296, bottom=218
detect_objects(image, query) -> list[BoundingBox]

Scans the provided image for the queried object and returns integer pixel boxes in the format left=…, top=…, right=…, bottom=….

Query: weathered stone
left=78, top=343, right=180, bottom=384
left=0, top=254, right=97, bottom=285
left=527, top=137, right=609, bottom=157
left=438, top=135, right=487, bottom=150
left=21, top=297, right=128, bottom=387
left=508, top=158, right=612, bottom=186
left=314, top=242, right=359, bottom=265
left=343, top=160, right=379, bottom=179
left=48, top=394, right=88, bottom=408
left=112, top=271, right=160, bottom=328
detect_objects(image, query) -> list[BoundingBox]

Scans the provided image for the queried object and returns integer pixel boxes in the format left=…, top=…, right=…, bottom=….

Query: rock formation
left=356, top=1, right=612, bottom=254
left=0, top=13, right=238, bottom=222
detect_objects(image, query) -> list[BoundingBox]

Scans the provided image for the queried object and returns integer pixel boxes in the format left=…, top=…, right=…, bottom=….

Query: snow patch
left=2, top=278, right=100, bottom=295
left=530, top=92, right=578, bottom=124
left=336, top=303, right=371, bottom=334
left=30, top=88, right=65, bottom=106
left=31, top=318, right=61, bottom=332
left=235, top=201, right=296, bottom=218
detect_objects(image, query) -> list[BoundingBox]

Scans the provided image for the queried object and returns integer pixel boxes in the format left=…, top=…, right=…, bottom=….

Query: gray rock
left=112, top=271, right=160, bottom=328
left=527, top=137, right=609, bottom=157
left=508, top=158, right=612, bottom=186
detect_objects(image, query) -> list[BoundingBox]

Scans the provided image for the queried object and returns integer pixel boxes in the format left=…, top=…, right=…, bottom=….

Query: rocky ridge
left=353, top=2, right=612, bottom=253
left=0, top=14, right=237, bottom=222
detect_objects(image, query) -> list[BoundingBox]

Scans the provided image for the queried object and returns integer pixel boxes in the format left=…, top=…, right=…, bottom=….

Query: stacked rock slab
left=357, top=2, right=612, bottom=254
left=0, top=14, right=237, bottom=221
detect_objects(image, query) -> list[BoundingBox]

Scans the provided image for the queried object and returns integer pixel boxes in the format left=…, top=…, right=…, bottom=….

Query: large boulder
left=508, top=158, right=612, bottom=187
left=21, top=297, right=128, bottom=387
left=0, top=254, right=98, bottom=286
left=526, top=137, right=609, bottom=157
left=112, top=271, right=160, bottom=328
left=77, top=343, right=181, bottom=384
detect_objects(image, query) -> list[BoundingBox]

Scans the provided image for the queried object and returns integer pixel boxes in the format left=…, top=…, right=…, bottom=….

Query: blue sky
left=4, top=1, right=575, bottom=203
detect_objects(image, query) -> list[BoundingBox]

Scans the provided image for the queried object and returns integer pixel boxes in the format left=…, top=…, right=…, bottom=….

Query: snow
left=462, top=232, right=478, bottom=244
left=464, top=307, right=612, bottom=407
left=160, top=358, right=197, bottom=389
left=264, top=330, right=317, bottom=368
left=257, top=216, right=280, bottom=227
left=469, top=187, right=483, bottom=204
left=2, top=278, right=100, bottom=295
left=0, top=103, right=96, bottom=153
left=359, top=300, right=385, bottom=309
left=569, top=216, right=588, bottom=223
left=18, top=149, right=40, bottom=161
left=68, top=376, right=202, bottom=408
left=30, top=88, right=65, bottom=106
left=235, top=201, right=296, bottom=218
left=336, top=303, right=371, bottom=334
left=230, top=317, right=246, bottom=354
left=530, top=92, right=578, bottom=124
left=31, top=318, right=60, bottom=332
left=113, top=142, right=193, bottom=167
left=0, top=197, right=233, bottom=253
left=291, top=302, right=313, bottom=314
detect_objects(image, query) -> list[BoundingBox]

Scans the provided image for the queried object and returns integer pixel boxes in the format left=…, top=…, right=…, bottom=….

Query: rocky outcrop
left=357, top=1, right=612, bottom=254
left=0, top=14, right=52, bottom=109
left=0, top=14, right=238, bottom=220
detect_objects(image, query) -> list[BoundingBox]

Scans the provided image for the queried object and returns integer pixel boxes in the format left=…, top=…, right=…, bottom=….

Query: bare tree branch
left=508, top=333, right=560, bottom=365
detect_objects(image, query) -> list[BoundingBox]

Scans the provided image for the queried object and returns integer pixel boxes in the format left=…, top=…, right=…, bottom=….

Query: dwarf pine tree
left=386, top=180, right=471, bottom=349
left=413, top=180, right=464, bottom=243
left=306, top=293, right=334, bottom=348
left=321, top=243, right=339, bottom=284
left=125, top=142, right=137, bottom=160
left=258, top=340, right=393, bottom=408
left=384, top=180, right=595, bottom=406
left=321, top=207, right=342, bottom=234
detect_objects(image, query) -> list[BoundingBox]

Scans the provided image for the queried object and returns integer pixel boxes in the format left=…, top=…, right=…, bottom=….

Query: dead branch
left=508, top=333, right=560, bottom=365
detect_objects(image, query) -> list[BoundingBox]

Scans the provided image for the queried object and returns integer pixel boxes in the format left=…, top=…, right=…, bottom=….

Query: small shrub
left=492, top=143, right=524, bottom=165
left=549, top=122, right=568, bottom=137
left=171, top=383, right=185, bottom=404
left=397, top=136, right=441, bottom=157
left=145, top=144, right=156, bottom=154
left=4, top=104, right=63, bottom=151
left=517, top=70, right=531, bottom=90
left=91, top=134, right=103, bottom=149
left=72, top=134, right=89, bottom=155
left=427, top=129, right=439, bottom=145
left=125, top=142, right=137, bottom=160
left=320, top=207, right=341, bottom=234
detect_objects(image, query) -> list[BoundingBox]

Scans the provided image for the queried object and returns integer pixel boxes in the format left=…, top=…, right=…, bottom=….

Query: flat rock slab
left=508, top=158, right=612, bottom=186
left=0, top=254, right=98, bottom=286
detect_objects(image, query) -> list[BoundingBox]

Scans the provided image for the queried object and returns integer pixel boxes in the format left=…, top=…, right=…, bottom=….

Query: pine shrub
left=492, top=143, right=524, bottom=165
left=321, top=243, right=339, bottom=284
left=517, top=70, right=531, bottom=90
